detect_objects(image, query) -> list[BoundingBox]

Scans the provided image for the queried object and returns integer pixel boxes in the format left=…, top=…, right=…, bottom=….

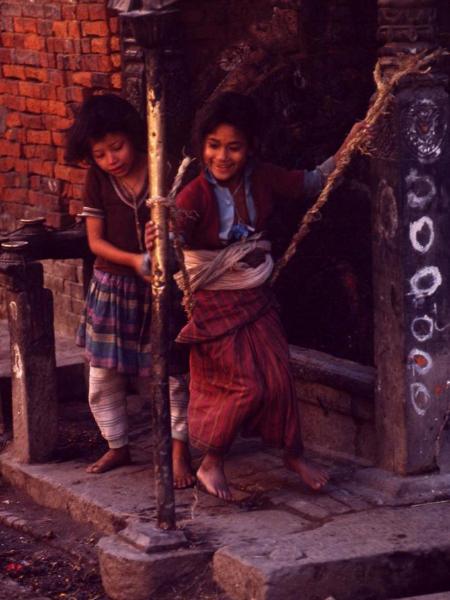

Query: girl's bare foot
left=86, top=446, right=131, bottom=474
left=284, top=453, right=329, bottom=491
left=172, top=439, right=196, bottom=489
left=196, top=453, right=233, bottom=501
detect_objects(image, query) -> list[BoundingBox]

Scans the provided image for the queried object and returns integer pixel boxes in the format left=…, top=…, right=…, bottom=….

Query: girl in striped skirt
left=65, top=94, right=193, bottom=488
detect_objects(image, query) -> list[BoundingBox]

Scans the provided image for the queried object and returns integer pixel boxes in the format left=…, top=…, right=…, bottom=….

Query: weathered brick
left=91, top=38, right=109, bottom=54
left=44, top=274, right=65, bottom=294
left=71, top=71, right=93, bottom=87
left=69, top=199, right=83, bottom=215
left=0, top=48, right=14, bottom=63
left=109, top=17, right=119, bottom=34
left=14, top=159, right=29, bottom=173
left=64, top=280, right=85, bottom=300
left=62, top=5, right=77, bottom=20
left=2, top=3, right=22, bottom=17
left=52, top=21, right=68, bottom=38
left=41, top=177, right=63, bottom=195
left=37, top=19, right=54, bottom=37
left=13, top=17, right=37, bottom=33
left=27, top=129, right=52, bottom=145
left=111, top=53, right=121, bottom=68
left=47, top=69, right=66, bottom=86
left=1, top=16, right=14, bottom=31
left=3, top=188, right=28, bottom=203
left=81, top=39, right=91, bottom=53
left=57, top=86, right=86, bottom=103
left=76, top=4, right=89, bottom=20
left=110, top=36, right=120, bottom=52
left=57, top=54, right=82, bottom=71
left=54, top=164, right=86, bottom=185
left=1, top=32, right=24, bottom=48
left=81, top=21, right=109, bottom=37
left=91, top=72, right=111, bottom=88
left=0, top=157, right=15, bottom=172
left=111, top=72, right=121, bottom=89
left=18, top=80, right=42, bottom=98
left=39, top=52, right=57, bottom=69
left=51, top=131, right=67, bottom=147
left=28, top=159, right=54, bottom=177
left=47, top=37, right=78, bottom=54
left=2, top=95, right=26, bottom=111
left=24, top=66, right=48, bottom=82
left=44, top=3, right=62, bottom=20
left=22, top=3, right=45, bottom=18
left=0, top=79, right=19, bottom=95
left=14, top=48, right=41, bottom=66
left=30, top=175, right=41, bottom=190
left=28, top=190, right=61, bottom=211
left=42, top=115, right=71, bottom=130
left=24, top=145, right=57, bottom=160
left=80, top=54, right=112, bottom=71
left=47, top=100, right=68, bottom=117
left=68, top=21, right=81, bottom=39
left=24, top=34, right=46, bottom=51
left=0, top=140, right=21, bottom=158
left=5, top=127, right=26, bottom=144
left=25, top=97, right=49, bottom=114
left=0, top=173, right=22, bottom=187
left=89, top=4, right=108, bottom=21
left=21, top=113, right=44, bottom=129
left=5, top=112, right=21, bottom=128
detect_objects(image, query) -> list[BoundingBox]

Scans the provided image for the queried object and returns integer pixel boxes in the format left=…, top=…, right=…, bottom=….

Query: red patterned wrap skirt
left=176, top=286, right=304, bottom=455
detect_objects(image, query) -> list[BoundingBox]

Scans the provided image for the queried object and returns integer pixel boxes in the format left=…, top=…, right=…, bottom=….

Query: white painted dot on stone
left=410, top=382, right=431, bottom=417
left=409, top=216, right=434, bottom=254
left=408, top=266, right=442, bottom=300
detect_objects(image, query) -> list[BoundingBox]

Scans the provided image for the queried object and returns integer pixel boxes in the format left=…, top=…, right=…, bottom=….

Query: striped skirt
left=77, top=269, right=151, bottom=377
left=176, top=287, right=304, bottom=455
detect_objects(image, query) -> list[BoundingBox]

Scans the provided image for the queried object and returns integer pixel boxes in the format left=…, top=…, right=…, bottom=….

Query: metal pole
left=146, top=47, right=176, bottom=530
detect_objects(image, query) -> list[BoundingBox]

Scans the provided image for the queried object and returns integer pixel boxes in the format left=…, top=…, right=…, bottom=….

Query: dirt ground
left=0, top=479, right=228, bottom=600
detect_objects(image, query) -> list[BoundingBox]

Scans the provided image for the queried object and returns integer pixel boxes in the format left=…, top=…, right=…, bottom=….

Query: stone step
left=213, top=503, right=450, bottom=600
left=394, top=594, right=450, bottom=600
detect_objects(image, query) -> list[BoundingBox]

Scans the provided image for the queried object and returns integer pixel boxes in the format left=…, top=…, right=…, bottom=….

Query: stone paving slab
left=214, top=503, right=450, bottom=600
left=395, top=594, right=450, bottom=600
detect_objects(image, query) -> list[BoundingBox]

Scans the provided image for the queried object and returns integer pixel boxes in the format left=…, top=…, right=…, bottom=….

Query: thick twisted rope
left=166, top=156, right=196, bottom=318
left=269, top=48, right=448, bottom=285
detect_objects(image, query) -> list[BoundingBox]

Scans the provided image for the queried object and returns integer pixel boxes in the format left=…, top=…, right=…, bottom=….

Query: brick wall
left=0, top=0, right=120, bottom=335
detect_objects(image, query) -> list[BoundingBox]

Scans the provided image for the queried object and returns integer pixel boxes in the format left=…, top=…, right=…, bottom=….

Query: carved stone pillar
left=373, top=0, right=450, bottom=474
left=0, top=243, right=58, bottom=463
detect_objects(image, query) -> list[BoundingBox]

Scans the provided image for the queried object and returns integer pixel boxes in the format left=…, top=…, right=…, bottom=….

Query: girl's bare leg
left=196, top=451, right=233, bottom=501
left=284, top=452, right=329, bottom=491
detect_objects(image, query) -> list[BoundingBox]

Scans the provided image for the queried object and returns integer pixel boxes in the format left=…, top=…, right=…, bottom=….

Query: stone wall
left=0, top=0, right=120, bottom=334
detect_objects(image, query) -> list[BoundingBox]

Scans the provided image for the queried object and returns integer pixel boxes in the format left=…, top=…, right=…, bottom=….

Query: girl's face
left=90, top=132, right=136, bottom=178
left=203, top=124, right=250, bottom=186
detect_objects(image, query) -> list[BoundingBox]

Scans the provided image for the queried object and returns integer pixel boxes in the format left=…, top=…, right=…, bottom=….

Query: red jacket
left=176, top=161, right=305, bottom=250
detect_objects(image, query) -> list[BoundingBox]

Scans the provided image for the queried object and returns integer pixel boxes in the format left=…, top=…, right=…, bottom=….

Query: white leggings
left=88, top=366, right=189, bottom=449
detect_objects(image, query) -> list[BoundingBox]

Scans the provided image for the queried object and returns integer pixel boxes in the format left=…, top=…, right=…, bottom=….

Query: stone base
left=97, top=524, right=211, bottom=600
left=213, top=503, right=450, bottom=600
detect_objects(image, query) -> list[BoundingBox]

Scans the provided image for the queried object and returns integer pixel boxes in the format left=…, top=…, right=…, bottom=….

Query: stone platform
left=1, top=390, right=450, bottom=600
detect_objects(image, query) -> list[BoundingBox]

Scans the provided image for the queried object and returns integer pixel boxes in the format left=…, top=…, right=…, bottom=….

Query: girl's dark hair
left=192, top=92, right=260, bottom=158
left=65, top=93, right=146, bottom=163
